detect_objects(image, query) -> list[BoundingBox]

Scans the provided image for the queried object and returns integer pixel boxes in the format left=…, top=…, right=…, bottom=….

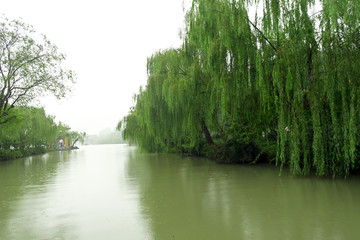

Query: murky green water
left=0, top=144, right=360, bottom=239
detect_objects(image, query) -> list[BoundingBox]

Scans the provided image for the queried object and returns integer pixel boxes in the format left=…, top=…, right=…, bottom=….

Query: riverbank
left=0, top=146, right=79, bottom=161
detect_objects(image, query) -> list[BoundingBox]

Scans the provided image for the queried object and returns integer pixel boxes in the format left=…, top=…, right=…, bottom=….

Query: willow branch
left=213, top=10, right=277, bottom=51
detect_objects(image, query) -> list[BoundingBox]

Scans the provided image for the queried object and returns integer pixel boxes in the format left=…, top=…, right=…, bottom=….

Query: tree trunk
left=71, top=138, right=79, bottom=148
left=201, top=119, right=215, bottom=146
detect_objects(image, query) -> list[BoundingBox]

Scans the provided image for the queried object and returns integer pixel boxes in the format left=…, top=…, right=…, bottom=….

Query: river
left=0, top=144, right=359, bottom=239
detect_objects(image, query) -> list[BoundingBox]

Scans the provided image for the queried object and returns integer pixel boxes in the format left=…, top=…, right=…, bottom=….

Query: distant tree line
left=85, top=129, right=124, bottom=145
left=119, top=0, right=360, bottom=177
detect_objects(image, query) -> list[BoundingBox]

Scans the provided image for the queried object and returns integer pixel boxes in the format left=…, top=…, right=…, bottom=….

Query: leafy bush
left=214, top=140, right=259, bottom=164
left=0, top=149, right=23, bottom=161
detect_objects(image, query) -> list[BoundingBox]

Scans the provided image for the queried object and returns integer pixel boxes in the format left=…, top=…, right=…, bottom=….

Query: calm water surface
left=0, top=144, right=360, bottom=239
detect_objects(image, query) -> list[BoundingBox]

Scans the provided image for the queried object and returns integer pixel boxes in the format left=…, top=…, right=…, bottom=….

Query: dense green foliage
left=0, top=106, right=84, bottom=160
left=119, top=0, right=360, bottom=177
left=0, top=107, right=85, bottom=161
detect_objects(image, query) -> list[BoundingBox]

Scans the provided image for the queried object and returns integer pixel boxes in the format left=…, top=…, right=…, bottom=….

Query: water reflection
left=0, top=150, right=78, bottom=239
left=0, top=145, right=148, bottom=240
left=1, top=145, right=360, bottom=239
left=126, top=150, right=360, bottom=240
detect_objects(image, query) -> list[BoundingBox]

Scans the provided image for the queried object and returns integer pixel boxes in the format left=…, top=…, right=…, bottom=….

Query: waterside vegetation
left=118, top=0, right=360, bottom=177
left=0, top=16, right=82, bottom=160
left=0, top=106, right=85, bottom=161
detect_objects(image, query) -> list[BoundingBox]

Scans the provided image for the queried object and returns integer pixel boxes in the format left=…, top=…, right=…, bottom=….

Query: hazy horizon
left=1, top=0, right=190, bottom=135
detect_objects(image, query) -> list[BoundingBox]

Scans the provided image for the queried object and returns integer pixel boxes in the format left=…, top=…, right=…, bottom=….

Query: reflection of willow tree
left=120, top=0, right=360, bottom=177
left=126, top=151, right=360, bottom=239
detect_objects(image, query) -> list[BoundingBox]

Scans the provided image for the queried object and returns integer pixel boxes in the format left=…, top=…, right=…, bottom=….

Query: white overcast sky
left=1, top=0, right=190, bottom=135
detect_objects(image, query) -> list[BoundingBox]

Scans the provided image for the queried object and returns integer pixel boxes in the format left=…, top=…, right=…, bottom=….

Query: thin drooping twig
left=213, top=9, right=277, bottom=51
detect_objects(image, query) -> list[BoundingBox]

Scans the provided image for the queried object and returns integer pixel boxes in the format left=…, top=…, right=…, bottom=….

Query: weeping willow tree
left=120, top=0, right=360, bottom=177
left=0, top=106, right=86, bottom=160
left=120, top=47, right=214, bottom=153
left=252, top=0, right=360, bottom=177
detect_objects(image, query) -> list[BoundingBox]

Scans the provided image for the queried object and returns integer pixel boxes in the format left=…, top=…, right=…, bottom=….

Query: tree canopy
left=0, top=16, right=75, bottom=125
left=0, top=106, right=86, bottom=160
left=119, top=0, right=360, bottom=177
left=0, top=16, right=82, bottom=161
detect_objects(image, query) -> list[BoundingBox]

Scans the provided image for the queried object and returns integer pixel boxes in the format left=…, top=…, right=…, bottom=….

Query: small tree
left=0, top=16, right=75, bottom=125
